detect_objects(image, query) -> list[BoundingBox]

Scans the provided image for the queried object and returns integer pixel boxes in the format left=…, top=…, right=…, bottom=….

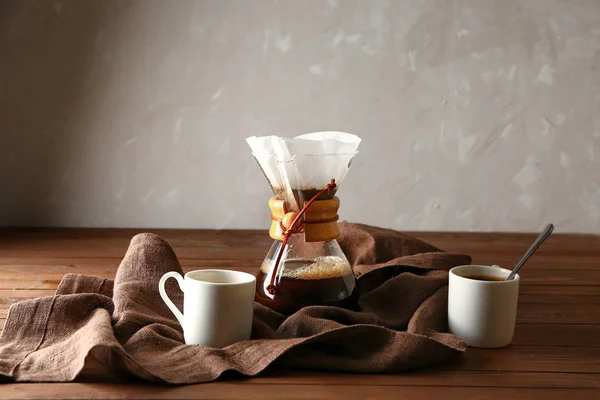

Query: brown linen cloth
left=0, top=222, right=471, bottom=383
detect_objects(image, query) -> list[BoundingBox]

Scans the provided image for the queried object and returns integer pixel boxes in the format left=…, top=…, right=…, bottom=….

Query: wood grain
left=1, top=383, right=599, bottom=400
left=0, top=228, right=599, bottom=398
left=1, top=228, right=598, bottom=261
left=450, top=346, right=600, bottom=373
left=513, top=324, right=600, bottom=346
left=247, top=369, right=600, bottom=388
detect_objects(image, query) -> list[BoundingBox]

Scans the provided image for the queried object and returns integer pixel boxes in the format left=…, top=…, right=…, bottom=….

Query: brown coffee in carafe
left=255, top=256, right=356, bottom=314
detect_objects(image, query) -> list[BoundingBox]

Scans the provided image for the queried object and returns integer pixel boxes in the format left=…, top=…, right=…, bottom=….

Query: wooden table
left=1, top=228, right=599, bottom=399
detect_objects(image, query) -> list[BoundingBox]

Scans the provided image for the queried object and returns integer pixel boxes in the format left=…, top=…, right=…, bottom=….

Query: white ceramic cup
left=159, top=269, right=256, bottom=348
left=448, top=265, right=520, bottom=348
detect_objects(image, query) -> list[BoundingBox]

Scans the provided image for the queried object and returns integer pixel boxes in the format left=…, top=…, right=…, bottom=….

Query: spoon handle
left=506, top=223, right=554, bottom=281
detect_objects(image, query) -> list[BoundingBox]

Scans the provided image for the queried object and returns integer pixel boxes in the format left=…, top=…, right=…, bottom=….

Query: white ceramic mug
left=448, top=265, right=520, bottom=348
left=159, top=269, right=256, bottom=348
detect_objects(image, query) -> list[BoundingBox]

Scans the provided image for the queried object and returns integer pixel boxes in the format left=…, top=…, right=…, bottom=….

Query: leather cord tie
left=266, top=179, right=337, bottom=295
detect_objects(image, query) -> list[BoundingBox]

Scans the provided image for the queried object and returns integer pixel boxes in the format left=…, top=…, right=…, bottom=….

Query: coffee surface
left=260, top=256, right=352, bottom=279
left=462, top=274, right=506, bottom=281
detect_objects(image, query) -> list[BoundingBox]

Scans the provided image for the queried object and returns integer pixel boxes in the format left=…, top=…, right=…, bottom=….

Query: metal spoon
left=506, top=223, right=554, bottom=281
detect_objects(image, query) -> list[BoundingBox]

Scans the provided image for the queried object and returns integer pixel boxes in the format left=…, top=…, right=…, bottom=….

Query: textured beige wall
left=1, top=0, right=599, bottom=232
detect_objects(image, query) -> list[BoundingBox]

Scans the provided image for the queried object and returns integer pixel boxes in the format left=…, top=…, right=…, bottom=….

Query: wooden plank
left=450, top=346, right=600, bottom=373
left=517, top=295, right=600, bottom=324
left=0, top=257, right=264, bottom=267
left=1, top=383, right=599, bottom=400
left=0, top=263, right=258, bottom=290
left=0, top=263, right=259, bottom=289
left=513, top=324, right=600, bottom=347
left=519, top=294, right=600, bottom=304
left=516, top=304, right=600, bottom=324
left=0, top=257, right=265, bottom=265
left=412, top=232, right=600, bottom=257
left=0, top=229, right=273, bottom=260
left=250, top=370, right=600, bottom=388
left=1, top=227, right=596, bottom=251
left=0, top=259, right=263, bottom=270
left=1, top=228, right=598, bottom=262
left=0, top=279, right=63, bottom=290
left=1, top=362, right=599, bottom=390
left=520, top=285, right=600, bottom=295
left=0, top=289, right=56, bottom=301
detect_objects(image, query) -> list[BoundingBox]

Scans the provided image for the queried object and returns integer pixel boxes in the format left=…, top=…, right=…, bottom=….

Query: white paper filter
left=246, top=132, right=361, bottom=209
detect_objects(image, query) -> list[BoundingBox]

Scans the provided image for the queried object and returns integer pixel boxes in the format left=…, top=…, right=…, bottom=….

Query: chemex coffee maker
left=246, top=132, right=361, bottom=314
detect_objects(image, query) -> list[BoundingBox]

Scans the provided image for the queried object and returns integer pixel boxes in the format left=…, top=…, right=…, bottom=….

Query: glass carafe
left=248, top=149, right=359, bottom=315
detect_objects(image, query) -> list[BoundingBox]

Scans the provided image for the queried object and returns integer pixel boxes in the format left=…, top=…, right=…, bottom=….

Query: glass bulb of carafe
left=255, top=235, right=356, bottom=314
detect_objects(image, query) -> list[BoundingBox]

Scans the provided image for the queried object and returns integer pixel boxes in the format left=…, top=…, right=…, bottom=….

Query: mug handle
left=159, top=271, right=185, bottom=329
